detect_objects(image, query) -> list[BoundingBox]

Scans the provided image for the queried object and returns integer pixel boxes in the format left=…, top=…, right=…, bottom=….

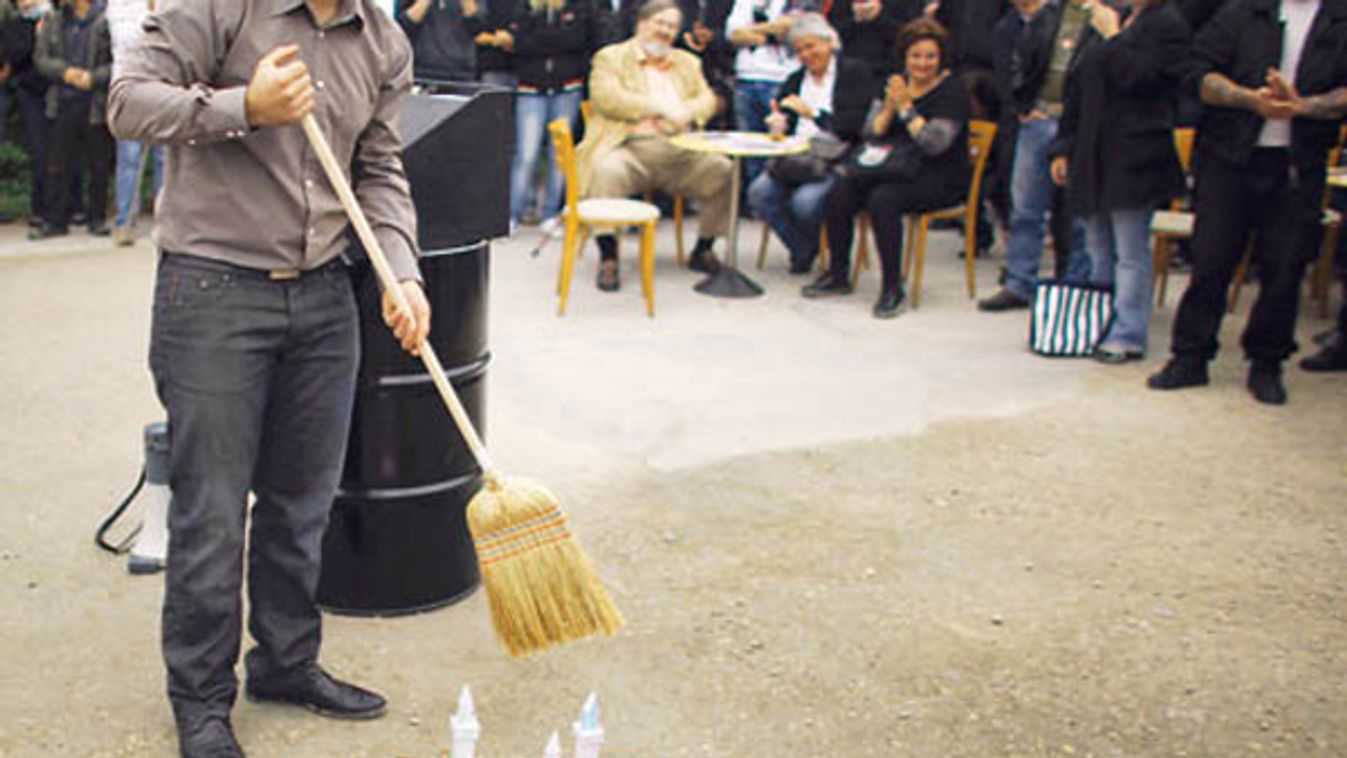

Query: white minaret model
left=451, top=685, right=481, bottom=758
left=572, top=692, right=605, bottom=758
left=543, top=730, right=562, bottom=758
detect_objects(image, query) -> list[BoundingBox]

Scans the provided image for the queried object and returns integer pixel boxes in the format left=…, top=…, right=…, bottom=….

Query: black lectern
left=317, top=84, right=511, bottom=616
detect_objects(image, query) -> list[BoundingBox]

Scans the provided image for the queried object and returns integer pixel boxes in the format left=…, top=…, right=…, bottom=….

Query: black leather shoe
left=27, top=223, right=69, bottom=241
left=596, top=262, right=620, bottom=292
left=1301, top=341, right=1347, bottom=372
left=1247, top=360, right=1287, bottom=405
left=246, top=665, right=387, bottom=720
left=178, top=717, right=245, bottom=758
left=977, top=287, right=1030, bottom=312
left=1147, top=356, right=1209, bottom=391
left=71, top=210, right=88, bottom=226
left=88, top=222, right=112, bottom=237
left=687, top=250, right=721, bottom=273
left=788, top=257, right=815, bottom=275
left=801, top=272, right=852, bottom=298
left=872, top=287, right=904, bottom=319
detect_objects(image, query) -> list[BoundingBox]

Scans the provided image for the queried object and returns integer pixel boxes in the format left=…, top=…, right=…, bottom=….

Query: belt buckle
left=269, top=268, right=301, bottom=281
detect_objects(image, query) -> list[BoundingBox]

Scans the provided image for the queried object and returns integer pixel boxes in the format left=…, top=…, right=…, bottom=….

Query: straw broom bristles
left=468, top=473, right=625, bottom=658
left=299, top=115, right=623, bottom=658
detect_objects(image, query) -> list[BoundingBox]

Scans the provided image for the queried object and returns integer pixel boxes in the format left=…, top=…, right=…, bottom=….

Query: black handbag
left=765, top=137, right=851, bottom=187
left=838, top=139, right=921, bottom=183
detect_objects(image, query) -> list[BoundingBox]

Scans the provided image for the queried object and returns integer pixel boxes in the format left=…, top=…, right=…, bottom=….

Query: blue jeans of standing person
left=733, top=79, right=780, bottom=203
left=747, top=172, right=834, bottom=268
left=510, top=88, right=583, bottom=223
left=149, top=252, right=359, bottom=731
left=115, top=140, right=165, bottom=228
left=1084, top=206, right=1154, bottom=353
left=1003, top=116, right=1089, bottom=300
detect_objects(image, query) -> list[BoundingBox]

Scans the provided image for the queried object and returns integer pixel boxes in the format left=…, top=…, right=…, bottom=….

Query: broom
left=300, top=114, right=624, bottom=657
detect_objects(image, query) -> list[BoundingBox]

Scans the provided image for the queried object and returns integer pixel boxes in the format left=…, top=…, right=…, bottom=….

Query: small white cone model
left=543, top=730, right=562, bottom=758
left=572, top=692, right=604, bottom=758
left=451, top=686, right=481, bottom=758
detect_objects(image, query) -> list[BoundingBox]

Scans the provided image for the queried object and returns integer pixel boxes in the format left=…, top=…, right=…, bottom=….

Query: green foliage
left=0, top=139, right=32, bottom=218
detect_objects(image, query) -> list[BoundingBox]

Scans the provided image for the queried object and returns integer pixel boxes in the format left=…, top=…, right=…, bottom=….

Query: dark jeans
left=149, top=252, right=359, bottom=729
left=16, top=89, right=49, bottom=220
left=825, top=172, right=961, bottom=292
left=45, top=101, right=112, bottom=228
left=1171, top=148, right=1324, bottom=362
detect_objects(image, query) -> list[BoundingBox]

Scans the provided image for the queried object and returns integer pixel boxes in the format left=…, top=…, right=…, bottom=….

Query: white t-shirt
left=1257, top=0, right=1321, bottom=147
left=793, top=56, right=836, bottom=139
left=725, top=0, right=799, bottom=83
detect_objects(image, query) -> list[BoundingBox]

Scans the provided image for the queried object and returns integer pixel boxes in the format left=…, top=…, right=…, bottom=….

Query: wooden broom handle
left=300, top=113, right=496, bottom=477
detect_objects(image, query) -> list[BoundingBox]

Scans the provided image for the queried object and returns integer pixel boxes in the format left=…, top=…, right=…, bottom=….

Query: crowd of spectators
left=1, top=0, right=1344, bottom=400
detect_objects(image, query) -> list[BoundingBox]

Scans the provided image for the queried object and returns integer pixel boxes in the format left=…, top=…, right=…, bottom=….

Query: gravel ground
left=1, top=225, right=1345, bottom=757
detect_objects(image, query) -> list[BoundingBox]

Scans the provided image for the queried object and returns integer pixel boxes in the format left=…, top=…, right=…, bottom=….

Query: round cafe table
left=669, top=131, right=808, bottom=298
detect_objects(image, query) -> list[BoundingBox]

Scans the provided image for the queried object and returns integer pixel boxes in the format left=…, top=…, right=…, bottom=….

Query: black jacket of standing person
left=1, top=5, right=45, bottom=96
left=1051, top=1, right=1190, bottom=216
left=1175, top=0, right=1230, bottom=30
left=773, top=55, right=878, bottom=141
left=510, top=0, right=595, bottom=93
left=1185, top=0, right=1347, bottom=170
left=477, top=0, right=522, bottom=78
left=829, top=4, right=901, bottom=80
left=935, top=0, right=1009, bottom=71
left=397, top=0, right=489, bottom=83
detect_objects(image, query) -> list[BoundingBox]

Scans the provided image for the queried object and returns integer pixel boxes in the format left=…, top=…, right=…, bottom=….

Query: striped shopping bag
left=1029, top=282, right=1114, bottom=357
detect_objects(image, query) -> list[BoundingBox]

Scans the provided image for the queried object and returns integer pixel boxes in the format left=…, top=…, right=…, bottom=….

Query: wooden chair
left=1227, top=131, right=1345, bottom=316
left=548, top=118, right=661, bottom=316
left=851, top=119, right=998, bottom=307
left=580, top=101, right=686, bottom=265
left=1149, top=127, right=1196, bottom=308
left=755, top=222, right=830, bottom=272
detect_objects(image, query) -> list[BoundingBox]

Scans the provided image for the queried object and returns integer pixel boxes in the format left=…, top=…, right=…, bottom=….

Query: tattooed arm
left=1199, top=72, right=1298, bottom=120
left=1298, top=88, right=1347, bottom=120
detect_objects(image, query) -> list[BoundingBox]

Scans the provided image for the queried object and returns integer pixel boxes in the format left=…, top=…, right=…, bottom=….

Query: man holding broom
left=108, top=0, right=429, bottom=754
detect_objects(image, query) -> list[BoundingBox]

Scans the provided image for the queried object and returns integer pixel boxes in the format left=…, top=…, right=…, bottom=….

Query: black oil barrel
left=316, top=241, right=490, bottom=616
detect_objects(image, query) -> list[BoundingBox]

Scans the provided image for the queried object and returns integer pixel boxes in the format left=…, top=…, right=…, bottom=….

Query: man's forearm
left=1199, top=72, right=1260, bottom=111
left=1299, top=87, right=1347, bottom=121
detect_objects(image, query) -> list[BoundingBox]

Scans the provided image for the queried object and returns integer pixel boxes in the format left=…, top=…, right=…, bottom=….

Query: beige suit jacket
left=576, top=39, right=718, bottom=197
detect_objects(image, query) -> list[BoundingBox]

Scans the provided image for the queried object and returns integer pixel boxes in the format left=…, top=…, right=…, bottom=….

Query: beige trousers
left=587, top=135, right=733, bottom=239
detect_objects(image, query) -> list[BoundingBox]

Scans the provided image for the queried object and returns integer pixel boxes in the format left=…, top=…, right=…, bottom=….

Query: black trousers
left=44, top=99, right=112, bottom=228
left=825, top=172, right=961, bottom=292
left=149, top=253, right=359, bottom=730
left=1171, top=148, right=1324, bottom=362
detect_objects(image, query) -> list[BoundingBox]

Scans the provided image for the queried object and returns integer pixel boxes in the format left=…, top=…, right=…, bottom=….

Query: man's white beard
left=642, top=40, right=673, bottom=59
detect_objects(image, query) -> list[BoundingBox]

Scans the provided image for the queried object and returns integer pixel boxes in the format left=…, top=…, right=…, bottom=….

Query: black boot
left=872, top=285, right=904, bottom=319
left=1147, top=355, right=1209, bottom=391
left=1300, top=340, right=1347, bottom=372
left=801, top=270, right=852, bottom=298
left=1247, top=359, right=1287, bottom=405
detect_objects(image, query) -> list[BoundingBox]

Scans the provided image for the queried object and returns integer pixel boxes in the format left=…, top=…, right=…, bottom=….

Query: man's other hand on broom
left=244, top=45, right=313, bottom=127
left=383, top=281, right=431, bottom=355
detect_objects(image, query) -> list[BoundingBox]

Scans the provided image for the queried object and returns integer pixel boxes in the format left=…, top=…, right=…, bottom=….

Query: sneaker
left=1147, top=356, right=1209, bottom=391
left=801, top=271, right=852, bottom=298
left=519, top=208, right=542, bottom=226
left=539, top=216, right=561, bottom=237
left=977, top=287, right=1030, bottom=312
left=872, top=287, right=904, bottom=319
left=113, top=226, right=136, bottom=246
left=1247, top=360, right=1287, bottom=405
left=1093, top=344, right=1145, bottom=365
left=88, top=222, right=112, bottom=237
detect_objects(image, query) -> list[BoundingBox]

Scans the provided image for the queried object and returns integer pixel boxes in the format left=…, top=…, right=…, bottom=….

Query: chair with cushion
left=549, top=118, right=661, bottom=316
left=850, top=119, right=998, bottom=308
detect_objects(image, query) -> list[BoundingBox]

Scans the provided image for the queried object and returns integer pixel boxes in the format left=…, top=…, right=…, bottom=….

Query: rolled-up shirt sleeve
left=354, top=40, right=420, bottom=283
left=107, top=0, right=252, bottom=144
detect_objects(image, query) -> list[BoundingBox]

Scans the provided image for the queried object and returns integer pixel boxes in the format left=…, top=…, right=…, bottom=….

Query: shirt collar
left=272, top=0, right=365, bottom=30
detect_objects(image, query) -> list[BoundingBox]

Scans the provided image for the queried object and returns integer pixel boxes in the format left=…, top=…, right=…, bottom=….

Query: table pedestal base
left=694, top=267, right=764, bottom=298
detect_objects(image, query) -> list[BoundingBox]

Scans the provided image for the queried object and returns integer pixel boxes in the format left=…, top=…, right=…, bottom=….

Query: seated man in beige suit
left=578, top=0, right=733, bottom=291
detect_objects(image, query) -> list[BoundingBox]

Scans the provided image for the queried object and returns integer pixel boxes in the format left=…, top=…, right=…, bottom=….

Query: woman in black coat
left=747, top=13, right=876, bottom=274
left=804, top=17, right=971, bottom=318
left=1049, top=0, right=1189, bottom=362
